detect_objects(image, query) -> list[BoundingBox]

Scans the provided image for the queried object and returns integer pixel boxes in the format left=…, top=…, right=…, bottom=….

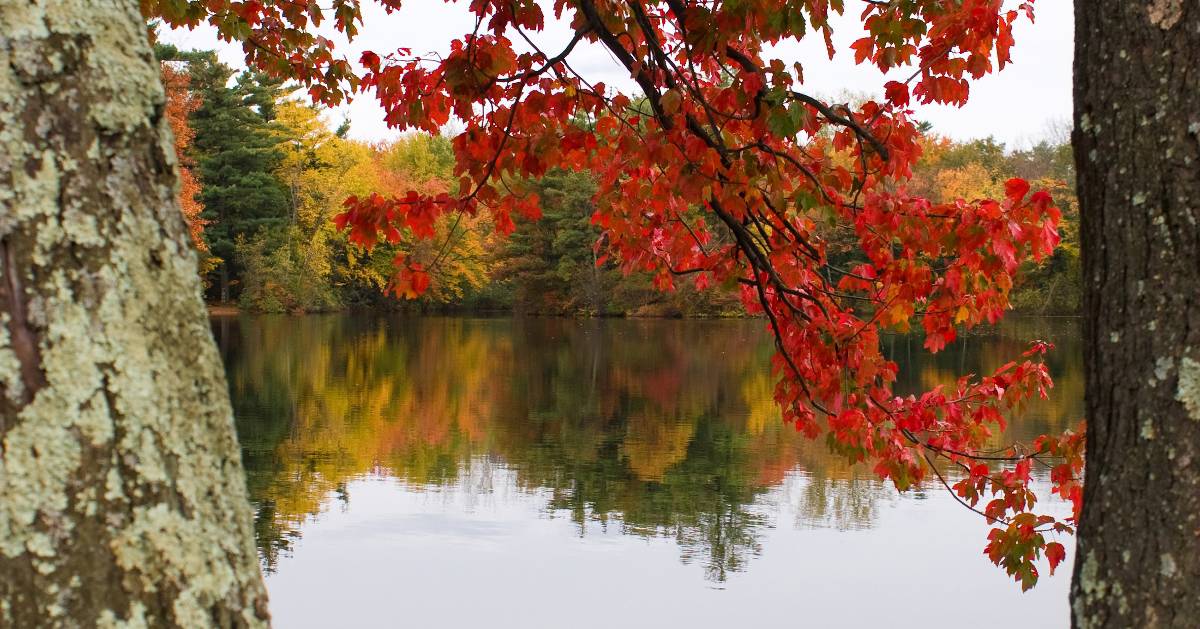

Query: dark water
left=213, top=315, right=1083, bottom=629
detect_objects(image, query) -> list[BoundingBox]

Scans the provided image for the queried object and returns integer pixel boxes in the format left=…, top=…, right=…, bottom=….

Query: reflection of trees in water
left=526, top=410, right=781, bottom=582
left=213, top=315, right=1082, bottom=579
left=673, top=502, right=767, bottom=583
left=790, top=475, right=891, bottom=532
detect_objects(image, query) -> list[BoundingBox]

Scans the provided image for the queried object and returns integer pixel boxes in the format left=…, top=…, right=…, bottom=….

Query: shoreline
left=207, top=303, right=1082, bottom=319
left=207, top=304, right=241, bottom=317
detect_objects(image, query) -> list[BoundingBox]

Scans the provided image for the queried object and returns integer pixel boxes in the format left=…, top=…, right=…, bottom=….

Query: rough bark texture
left=0, top=2, right=270, bottom=626
left=1072, top=2, right=1200, bottom=627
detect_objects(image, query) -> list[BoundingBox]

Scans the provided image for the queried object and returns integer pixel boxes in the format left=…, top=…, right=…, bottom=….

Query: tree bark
left=1072, top=2, right=1200, bottom=627
left=0, top=2, right=269, bottom=627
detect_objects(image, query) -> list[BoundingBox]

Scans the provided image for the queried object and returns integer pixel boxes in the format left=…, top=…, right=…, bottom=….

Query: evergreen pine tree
left=183, top=51, right=289, bottom=301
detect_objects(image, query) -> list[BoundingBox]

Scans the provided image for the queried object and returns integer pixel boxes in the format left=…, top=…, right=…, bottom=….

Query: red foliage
left=161, top=62, right=207, bottom=251
left=147, top=0, right=1084, bottom=587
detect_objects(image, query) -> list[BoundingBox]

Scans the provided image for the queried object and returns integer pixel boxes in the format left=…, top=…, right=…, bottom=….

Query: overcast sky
left=160, top=0, right=1073, bottom=148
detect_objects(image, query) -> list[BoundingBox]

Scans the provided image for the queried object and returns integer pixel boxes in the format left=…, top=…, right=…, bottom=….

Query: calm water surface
left=213, top=315, right=1083, bottom=629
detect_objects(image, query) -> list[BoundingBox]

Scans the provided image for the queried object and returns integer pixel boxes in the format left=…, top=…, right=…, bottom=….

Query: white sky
left=159, top=0, right=1073, bottom=147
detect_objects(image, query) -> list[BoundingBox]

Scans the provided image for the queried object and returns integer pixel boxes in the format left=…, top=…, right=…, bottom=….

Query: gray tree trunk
left=1072, top=1, right=1200, bottom=627
left=0, top=2, right=269, bottom=626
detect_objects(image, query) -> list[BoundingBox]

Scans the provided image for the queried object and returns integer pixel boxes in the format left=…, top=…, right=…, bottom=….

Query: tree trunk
left=0, top=2, right=269, bottom=627
left=1072, top=2, right=1200, bottom=627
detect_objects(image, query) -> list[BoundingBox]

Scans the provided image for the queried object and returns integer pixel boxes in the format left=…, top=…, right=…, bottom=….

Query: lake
left=213, top=315, right=1083, bottom=629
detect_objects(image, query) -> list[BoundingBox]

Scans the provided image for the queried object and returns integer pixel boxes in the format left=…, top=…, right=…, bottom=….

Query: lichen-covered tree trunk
left=0, top=2, right=269, bottom=626
left=1072, top=2, right=1200, bottom=627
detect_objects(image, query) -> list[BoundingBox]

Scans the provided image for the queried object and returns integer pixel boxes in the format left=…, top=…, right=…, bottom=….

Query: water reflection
left=214, top=315, right=1082, bottom=583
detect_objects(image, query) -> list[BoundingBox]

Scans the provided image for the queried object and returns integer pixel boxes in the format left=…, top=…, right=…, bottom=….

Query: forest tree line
left=162, top=46, right=1080, bottom=316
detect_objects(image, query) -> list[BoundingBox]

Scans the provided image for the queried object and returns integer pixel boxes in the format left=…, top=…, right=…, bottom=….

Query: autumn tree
left=1007, top=140, right=1078, bottom=313
left=909, top=136, right=1080, bottom=313
left=1071, top=2, right=1199, bottom=626
left=149, top=0, right=1080, bottom=588
left=0, top=1, right=267, bottom=625
left=159, top=50, right=208, bottom=251
left=237, top=100, right=359, bottom=312
left=366, top=134, right=495, bottom=303
left=491, top=171, right=617, bottom=313
left=489, top=169, right=741, bottom=316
